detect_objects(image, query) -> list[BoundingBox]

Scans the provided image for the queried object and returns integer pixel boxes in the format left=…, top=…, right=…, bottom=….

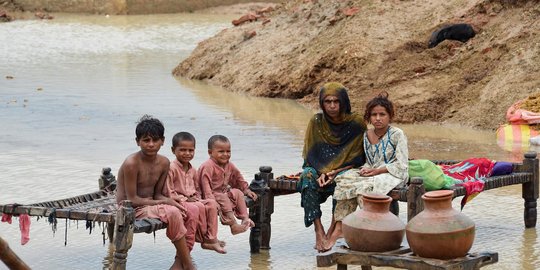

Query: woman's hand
left=317, top=172, right=334, bottom=187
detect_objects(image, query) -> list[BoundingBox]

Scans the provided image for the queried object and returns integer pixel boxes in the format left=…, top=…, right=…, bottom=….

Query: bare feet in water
left=170, top=256, right=195, bottom=270
left=201, top=239, right=227, bottom=254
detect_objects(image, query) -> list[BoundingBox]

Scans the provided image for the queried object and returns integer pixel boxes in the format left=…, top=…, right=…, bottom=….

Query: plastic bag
left=408, top=160, right=456, bottom=191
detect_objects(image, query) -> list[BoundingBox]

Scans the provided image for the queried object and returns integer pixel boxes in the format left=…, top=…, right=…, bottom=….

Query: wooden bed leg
left=523, top=152, right=539, bottom=228
left=107, top=222, right=115, bottom=243
left=259, top=167, right=274, bottom=250
left=111, top=200, right=134, bottom=270
left=249, top=166, right=273, bottom=253
left=407, top=177, right=425, bottom=221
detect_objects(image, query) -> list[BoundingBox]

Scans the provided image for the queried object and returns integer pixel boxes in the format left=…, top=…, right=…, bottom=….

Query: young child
left=115, top=115, right=195, bottom=270
left=325, top=92, right=409, bottom=250
left=197, top=135, right=258, bottom=235
left=166, top=131, right=226, bottom=254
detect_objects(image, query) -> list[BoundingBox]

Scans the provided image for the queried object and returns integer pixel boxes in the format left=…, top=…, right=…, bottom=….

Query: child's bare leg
left=171, top=237, right=195, bottom=270
left=201, top=238, right=227, bottom=254
left=323, top=221, right=343, bottom=251
left=326, top=215, right=337, bottom=239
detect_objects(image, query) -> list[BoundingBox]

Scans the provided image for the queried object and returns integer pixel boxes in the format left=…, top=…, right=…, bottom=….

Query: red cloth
left=440, top=158, right=495, bottom=209
left=1, top=213, right=12, bottom=224
left=19, top=214, right=30, bottom=245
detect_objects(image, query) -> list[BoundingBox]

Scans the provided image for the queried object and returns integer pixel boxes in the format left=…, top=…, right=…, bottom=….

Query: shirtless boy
left=197, top=135, right=257, bottom=235
left=116, top=115, right=194, bottom=270
left=166, top=131, right=226, bottom=254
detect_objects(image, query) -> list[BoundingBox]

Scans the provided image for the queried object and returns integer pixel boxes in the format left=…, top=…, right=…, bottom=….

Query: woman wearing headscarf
left=298, top=82, right=367, bottom=252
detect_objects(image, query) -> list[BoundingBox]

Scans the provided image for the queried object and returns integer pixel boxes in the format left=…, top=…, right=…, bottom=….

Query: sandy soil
left=174, top=0, right=540, bottom=129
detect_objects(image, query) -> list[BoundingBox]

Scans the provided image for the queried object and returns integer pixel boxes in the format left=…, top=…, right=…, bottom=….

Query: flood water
left=1, top=13, right=539, bottom=270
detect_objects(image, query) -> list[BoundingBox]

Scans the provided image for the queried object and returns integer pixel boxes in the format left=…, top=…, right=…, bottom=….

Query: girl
left=324, top=91, right=409, bottom=250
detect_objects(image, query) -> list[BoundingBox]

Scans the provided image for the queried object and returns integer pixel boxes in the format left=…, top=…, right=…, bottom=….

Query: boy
left=197, top=135, right=257, bottom=235
left=115, top=115, right=194, bottom=270
left=166, top=132, right=226, bottom=254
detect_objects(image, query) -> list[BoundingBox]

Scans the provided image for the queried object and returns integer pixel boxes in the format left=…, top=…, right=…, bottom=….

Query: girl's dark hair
left=208, top=135, right=229, bottom=150
left=363, top=91, right=395, bottom=123
left=135, top=115, right=165, bottom=141
left=171, top=132, right=196, bottom=148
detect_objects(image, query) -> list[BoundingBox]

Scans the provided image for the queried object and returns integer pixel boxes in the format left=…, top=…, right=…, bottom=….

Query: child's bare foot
left=201, top=239, right=227, bottom=254
left=230, top=223, right=248, bottom=235
left=171, top=256, right=195, bottom=270
left=241, top=218, right=255, bottom=229
left=218, top=239, right=226, bottom=247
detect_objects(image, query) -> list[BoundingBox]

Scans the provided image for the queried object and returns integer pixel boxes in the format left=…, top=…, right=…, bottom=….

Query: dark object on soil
left=428, top=23, right=476, bottom=48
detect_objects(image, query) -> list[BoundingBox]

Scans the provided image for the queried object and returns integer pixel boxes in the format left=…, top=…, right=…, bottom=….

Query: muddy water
left=0, top=14, right=538, bottom=270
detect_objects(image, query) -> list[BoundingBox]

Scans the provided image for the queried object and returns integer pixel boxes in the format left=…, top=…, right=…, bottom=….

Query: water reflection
left=177, top=77, right=313, bottom=138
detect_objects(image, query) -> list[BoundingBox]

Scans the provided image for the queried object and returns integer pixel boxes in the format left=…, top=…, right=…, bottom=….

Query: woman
left=325, top=91, right=408, bottom=250
left=298, top=82, right=367, bottom=252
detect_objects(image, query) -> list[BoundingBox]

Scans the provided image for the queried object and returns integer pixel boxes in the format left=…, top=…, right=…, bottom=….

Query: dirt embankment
left=0, top=0, right=281, bottom=16
left=174, top=0, right=540, bottom=129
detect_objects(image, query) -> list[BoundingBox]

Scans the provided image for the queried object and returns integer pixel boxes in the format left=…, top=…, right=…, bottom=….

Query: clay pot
left=406, top=190, right=475, bottom=259
left=342, top=194, right=405, bottom=252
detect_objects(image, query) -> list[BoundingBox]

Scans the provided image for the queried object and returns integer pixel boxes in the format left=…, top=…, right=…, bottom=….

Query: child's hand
left=173, top=195, right=187, bottom=204
left=359, top=168, right=380, bottom=177
left=164, top=197, right=186, bottom=212
left=246, top=190, right=258, bottom=201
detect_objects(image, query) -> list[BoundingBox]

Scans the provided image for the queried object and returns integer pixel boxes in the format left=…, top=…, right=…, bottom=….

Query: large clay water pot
left=342, top=194, right=405, bottom=252
left=406, top=190, right=475, bottom=259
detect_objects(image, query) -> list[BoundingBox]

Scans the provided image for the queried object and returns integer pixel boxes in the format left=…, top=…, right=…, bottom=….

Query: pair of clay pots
left=342, top=190, right=475, bottom=259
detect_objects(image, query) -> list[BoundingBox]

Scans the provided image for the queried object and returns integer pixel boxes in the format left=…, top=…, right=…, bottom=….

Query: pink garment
left=214, top=189, right=249, bottom=223
left=1, top=213, right=12, bottom=224
left=166, top=160, right=200, bottom=200
left=506, top=99, right=540, bottom=124
left=181, top=201, right=199, bottom=250
left=198, top=159, right=249, bottom=200
left=19, top=214, right=30, bottom=245
left=185, top=200, right=220, bottom=242
left=167, top=160, right=220, bottom=242
left=135, top=204, right=187, bottom=243
left=197, top=159, right=250, bottom=222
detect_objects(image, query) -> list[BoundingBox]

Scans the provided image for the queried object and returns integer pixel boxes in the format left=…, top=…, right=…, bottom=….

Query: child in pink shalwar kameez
left=198, top=135, right=258, bottom=235
left=166, top=132, right=226, bottom=254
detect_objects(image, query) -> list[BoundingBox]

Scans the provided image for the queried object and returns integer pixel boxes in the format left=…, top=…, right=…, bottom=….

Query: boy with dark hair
left=166, top=132, right=226, bottom=254
left=198, top=135, right=257, bottom=235
left=116, top=115, right=194, bottom=270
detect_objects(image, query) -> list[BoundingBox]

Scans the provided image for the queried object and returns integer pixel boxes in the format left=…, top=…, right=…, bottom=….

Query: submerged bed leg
left=111, top=200, right=134, bottom=270
left=523, top=152, right=539, bottom=228
left=107, top=222, right=115, bottom=243
left=249, top=166, right=274, bottom=253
